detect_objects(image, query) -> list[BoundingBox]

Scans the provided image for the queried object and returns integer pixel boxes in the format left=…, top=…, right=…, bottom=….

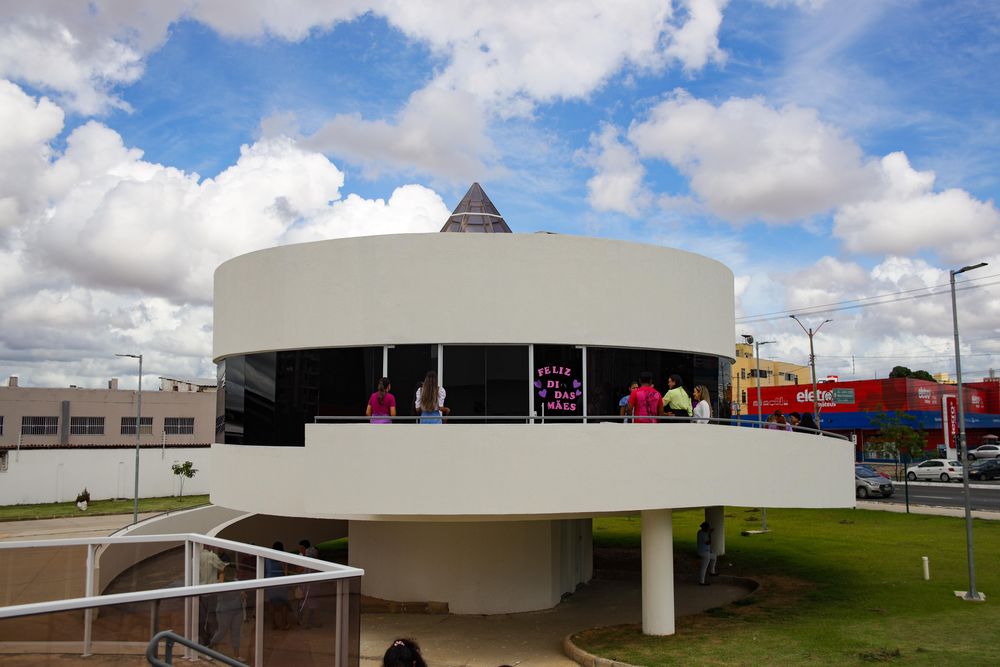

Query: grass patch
left=0, top=495, right=210, bottom=522
left=581, top=508, right=1000, bottom=666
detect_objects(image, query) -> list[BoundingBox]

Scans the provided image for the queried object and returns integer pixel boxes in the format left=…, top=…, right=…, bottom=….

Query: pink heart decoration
left=534, top=380, right=542, bottom=388
left=572, top=379, right=582, bottom=389
left=538, top=389, right=547, bottom=398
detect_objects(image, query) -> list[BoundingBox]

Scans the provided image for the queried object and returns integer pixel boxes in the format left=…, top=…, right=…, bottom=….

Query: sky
left=1, top=0, right=999, bottom=389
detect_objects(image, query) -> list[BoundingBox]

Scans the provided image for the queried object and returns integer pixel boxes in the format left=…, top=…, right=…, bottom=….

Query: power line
left=737, top=275, right=1000, bottom=324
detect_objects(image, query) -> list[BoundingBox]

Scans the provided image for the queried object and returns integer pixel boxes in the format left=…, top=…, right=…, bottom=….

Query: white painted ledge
left=211, top=424, right=855, bottom=520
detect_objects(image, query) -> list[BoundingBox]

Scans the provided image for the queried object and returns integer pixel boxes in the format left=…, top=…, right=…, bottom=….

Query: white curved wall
left=213, top=233, right=735, bottom=361
left=211, top=425, right=855, bottom=520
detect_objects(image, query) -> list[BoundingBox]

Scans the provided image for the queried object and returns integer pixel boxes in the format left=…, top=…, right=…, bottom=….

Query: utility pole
left=951, top=261, right=987, bottom=602
left=790, top=315, right=832, bottom=431
left=116, top=353, right=143, bottom=524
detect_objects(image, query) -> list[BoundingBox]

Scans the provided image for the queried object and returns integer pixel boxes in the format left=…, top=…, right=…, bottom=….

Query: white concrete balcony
left=211, top=423, right=855, bottom=520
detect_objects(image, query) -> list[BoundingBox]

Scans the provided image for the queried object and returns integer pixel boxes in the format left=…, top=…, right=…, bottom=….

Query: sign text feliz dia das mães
left=535, top=365, right=581, bottom=412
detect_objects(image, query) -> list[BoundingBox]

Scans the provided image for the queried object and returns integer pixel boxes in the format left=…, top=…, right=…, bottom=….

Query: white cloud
left=0, top=80, right=451, bottom=387
left=666, top=0, right=729, bottom=73
left=834, top=152, right=1000, bottom=263
left=581, top=124, right=650, bottom=216
left=628, top=90, right=878, bottom=222
left=303, top=86, right=496, bottom=183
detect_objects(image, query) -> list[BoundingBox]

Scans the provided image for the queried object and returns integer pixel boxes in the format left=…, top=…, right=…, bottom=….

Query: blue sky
left=0, top=0, right=998, bottom=387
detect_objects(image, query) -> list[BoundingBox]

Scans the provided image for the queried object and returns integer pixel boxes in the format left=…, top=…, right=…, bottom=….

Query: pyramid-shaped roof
left=440, top=183, right=512, bottom=233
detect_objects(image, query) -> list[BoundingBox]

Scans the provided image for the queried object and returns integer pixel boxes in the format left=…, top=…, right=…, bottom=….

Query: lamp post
left=116, top=353, right=143, bottom=524
left=790, top=315, right=832, bottom=431
left=951, top=261, right=987, bottom=601
left=741, top=334, right=774, bottom=533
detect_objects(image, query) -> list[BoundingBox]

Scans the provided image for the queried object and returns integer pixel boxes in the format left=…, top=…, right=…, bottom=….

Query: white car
left=906, top=459, right=964, bottom=482
left=967, top=444, right=1000, bottom=460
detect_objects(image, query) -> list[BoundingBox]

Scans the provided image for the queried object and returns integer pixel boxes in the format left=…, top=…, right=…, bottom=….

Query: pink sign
left=535, top=365, right=581, bottom=412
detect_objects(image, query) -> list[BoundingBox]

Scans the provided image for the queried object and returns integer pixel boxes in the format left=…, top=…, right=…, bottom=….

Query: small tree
left=866, top=410, right=926, bottom=480
left=171, top=461, right=198, bottom=497
left=889, top=366, right=912, bottom=379
left=911, top=370, right=937, bottom=383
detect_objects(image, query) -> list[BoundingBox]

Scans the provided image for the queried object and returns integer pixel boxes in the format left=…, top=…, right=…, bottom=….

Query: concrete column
left=641, top=509, right=675, bottom=636
left=705, top=505, right=726, bottom=556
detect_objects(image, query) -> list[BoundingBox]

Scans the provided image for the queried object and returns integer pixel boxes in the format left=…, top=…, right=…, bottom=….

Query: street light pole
left=790, top=315, right=832, bottom=431
left=950, top=261, right=987, bottom=602
left=116, top=353, right=143, bottom=524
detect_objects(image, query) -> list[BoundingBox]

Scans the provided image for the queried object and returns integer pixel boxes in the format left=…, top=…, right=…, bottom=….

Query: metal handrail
left=147, top=630, right=246, bottom=666
left=312, top=414, right=848, bottom=439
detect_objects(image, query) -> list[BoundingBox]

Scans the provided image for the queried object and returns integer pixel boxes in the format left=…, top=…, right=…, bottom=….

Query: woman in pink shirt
left=366, top=377, right=396, bottom=424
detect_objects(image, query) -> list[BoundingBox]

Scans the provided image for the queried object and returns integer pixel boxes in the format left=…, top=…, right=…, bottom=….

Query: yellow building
left=731, top=343, right=812, bottom=416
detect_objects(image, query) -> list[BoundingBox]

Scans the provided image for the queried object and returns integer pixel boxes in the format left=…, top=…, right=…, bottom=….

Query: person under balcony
left=415, top=371, right=446, bottom=424
left=619, top=381, right=639, bottom=423
left=697, top=521, right=718, bottom=585
left=692, top=385, right=712, bottom=424
left=367, top=377, right=397, bottom=424
left=662, top=374, right=692, bottom=420
left=627, top=372, right=662, bottom=424
left=208, top=565, right=246, bottom=662
left=265, top=541, right=291, bottom=631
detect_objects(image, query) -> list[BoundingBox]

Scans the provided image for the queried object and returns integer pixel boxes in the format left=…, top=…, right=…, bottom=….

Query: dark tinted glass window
left=486, top=346, right=529, bottom=420
left=388, top=345, right=437, bottom=417
left=244, top=352, right=277, bottom=445
left=586, top=347, right=726, bottom=422
left=443, top=345, right=528, bottom=422
left=224, top=355, right=245, bottom=444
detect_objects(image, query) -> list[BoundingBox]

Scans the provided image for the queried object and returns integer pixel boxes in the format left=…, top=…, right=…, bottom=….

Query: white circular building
left=210, top=184, right=853, bottom=634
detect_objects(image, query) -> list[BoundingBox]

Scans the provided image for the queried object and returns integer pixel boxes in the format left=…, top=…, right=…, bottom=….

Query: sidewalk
left=0, top=513, right=158, bottom=542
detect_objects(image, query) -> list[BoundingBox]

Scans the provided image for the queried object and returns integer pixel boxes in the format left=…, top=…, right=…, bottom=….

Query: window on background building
left=121, top=417, right=153, bottom=435
left=0, top=415, right=3, bottom=435
left=741, top=368, right=746, bottom=379
left=164, top=417, right=195, bottom=434
left=22, top=416, right=58, bottom=435
left=742, top=390, right=747, bottom=403
left=70, top=417, right=105, bottom=435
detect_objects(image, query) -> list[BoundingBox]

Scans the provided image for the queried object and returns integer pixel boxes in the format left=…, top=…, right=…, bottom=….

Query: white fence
left=0, top=447, right=212, bottom=505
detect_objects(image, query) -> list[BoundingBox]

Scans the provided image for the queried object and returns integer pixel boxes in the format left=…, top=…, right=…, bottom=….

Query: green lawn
left=578, top=508, right=1000, bottom=666
left=0, top=495, right=210, bottom=522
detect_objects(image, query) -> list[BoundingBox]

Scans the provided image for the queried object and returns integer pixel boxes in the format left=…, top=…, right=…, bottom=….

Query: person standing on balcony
left=265, top=542, right=291, bottom=630
left=627, top=372, right=662, bottom=424
left=692, top=385, right=712, bottom=424
left=415, top=371, right=446, bottom=424
left=662, top=374, right=692, bottom=420
left=367, top=377, right=397, bottom=424
left=619, top=381, right=639, bottom=423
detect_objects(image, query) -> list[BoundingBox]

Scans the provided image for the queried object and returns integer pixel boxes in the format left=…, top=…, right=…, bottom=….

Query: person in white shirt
left=414, top=371, right=447, bottom=424
left=692, top=385, right=712, bottom=424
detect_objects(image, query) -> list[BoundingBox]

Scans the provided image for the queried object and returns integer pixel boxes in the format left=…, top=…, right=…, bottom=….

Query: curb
left=563, top=630, right=639, bottom=667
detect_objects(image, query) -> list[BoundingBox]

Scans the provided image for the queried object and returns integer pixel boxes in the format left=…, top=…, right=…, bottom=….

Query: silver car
left=855, top=465, right=894, bottom=498
left=906, top=459, right=964, bottom=482
left=967, top=444, right=1000, bottom=460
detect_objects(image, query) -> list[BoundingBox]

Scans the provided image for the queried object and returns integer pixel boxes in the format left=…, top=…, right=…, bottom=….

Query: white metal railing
left=0, top=533, right=363, bottom=666
left=312, top=414, right=849, bottom=439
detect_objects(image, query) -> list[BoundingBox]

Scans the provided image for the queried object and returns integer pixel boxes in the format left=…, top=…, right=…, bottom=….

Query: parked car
left=968, top=459, right=1000, bottom=481
left=856, top=465, right=894, bottom=498
left=966, top=444, right=1000, bottom=460
left=906, top=459, right=964, bottom=482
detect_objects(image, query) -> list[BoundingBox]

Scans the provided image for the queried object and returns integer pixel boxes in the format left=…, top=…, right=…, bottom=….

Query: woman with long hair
left=692, top=385, right=711, bottom=424
left=414, top=371, right=446, bottom=424
left=366, top=377, right=396, bottom=424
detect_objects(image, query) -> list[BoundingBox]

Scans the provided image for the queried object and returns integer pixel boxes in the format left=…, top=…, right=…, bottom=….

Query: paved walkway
left=0, top=513, right=159, bottom=542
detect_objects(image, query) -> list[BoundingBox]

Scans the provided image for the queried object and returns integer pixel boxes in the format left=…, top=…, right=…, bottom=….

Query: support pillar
left=641, top=509, right=675, bottom=636
left=705, top=506, right=726, bottom=556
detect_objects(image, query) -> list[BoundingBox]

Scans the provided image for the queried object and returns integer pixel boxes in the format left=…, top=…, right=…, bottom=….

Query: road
left=869, top=480, right=1000, bottom=512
